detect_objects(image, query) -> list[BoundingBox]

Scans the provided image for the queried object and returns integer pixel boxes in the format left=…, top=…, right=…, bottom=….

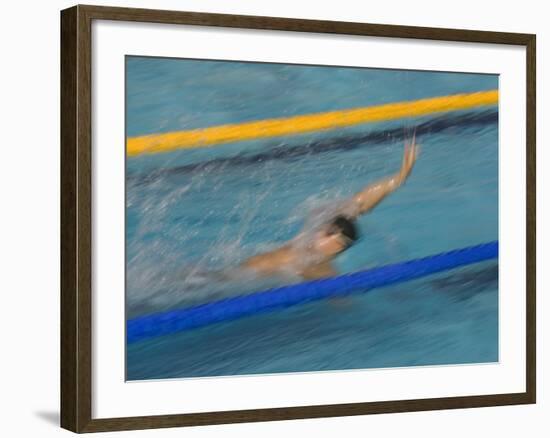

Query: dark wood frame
left=61, top=4, right=536, bottom=433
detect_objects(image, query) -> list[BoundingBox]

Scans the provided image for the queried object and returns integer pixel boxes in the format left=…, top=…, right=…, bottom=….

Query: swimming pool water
left=125, top=57, right=498, bottom=380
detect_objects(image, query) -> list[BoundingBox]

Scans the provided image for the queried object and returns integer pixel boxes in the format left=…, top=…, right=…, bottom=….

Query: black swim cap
left=327, top=215, right=359, bottom=246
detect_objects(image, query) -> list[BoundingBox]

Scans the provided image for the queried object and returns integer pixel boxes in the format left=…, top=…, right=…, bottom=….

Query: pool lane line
left=127, top=90, right=498, bottom=157
left=127, top=241, right=498, bottom=343
left=128, top=109, right=497, bottom=184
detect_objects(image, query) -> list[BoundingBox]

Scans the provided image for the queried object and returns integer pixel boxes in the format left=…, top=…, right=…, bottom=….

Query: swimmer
left=240, top=137, right=418, bottom=280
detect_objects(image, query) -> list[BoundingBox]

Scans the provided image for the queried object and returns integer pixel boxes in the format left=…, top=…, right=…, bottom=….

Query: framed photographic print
left=60, top=4, right=536, bottom=433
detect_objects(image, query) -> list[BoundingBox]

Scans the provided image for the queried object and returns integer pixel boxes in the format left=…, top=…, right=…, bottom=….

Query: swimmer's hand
left=349, top=135, right=419, bottom=217
left=396, top=134, right=418, bottom=186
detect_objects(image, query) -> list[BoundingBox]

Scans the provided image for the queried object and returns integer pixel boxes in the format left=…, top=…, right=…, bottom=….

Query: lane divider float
left=127, top=241, right=498, bottom=343
left=127, top=90, right=498, bottom=156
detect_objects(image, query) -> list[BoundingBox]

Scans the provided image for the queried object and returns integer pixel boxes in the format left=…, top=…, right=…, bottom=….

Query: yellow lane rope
left=127, top=89, right=498, bottom=156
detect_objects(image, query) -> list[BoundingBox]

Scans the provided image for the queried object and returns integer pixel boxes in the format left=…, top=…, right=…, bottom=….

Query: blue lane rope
left=127, top=241, right=498, bottom=343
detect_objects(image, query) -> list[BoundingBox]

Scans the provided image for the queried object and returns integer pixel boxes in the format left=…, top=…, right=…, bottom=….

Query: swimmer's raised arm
left=347, top=137, right=418, bottom=219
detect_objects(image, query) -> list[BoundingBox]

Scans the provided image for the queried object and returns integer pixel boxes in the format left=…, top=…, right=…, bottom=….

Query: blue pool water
left=125, top=57, right=498, bottom=380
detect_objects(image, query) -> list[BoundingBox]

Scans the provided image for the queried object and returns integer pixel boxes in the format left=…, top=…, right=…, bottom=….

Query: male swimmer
left=239, top=138, right=418, bottom=280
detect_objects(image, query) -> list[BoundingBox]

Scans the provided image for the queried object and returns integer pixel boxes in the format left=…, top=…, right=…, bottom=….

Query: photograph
left=125, top=56, right=499, bottom=381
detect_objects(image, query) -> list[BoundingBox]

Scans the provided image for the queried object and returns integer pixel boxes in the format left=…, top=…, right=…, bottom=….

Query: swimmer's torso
left=239, top=235, right=336, bottom=280
left=240, top=197, right=360, bottom=279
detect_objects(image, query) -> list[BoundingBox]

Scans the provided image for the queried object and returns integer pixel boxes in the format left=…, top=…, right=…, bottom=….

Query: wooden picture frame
left=61, top=4, right=536, bottom=433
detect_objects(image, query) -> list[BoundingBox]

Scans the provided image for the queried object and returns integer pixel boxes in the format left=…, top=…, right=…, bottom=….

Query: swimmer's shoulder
left=240, top=244, right=294, bottom=275
left=300, top=261, right=338, bottom=280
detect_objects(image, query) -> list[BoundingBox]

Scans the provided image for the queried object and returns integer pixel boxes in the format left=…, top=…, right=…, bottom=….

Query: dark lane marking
left=128, top=110, right=497, bottom=185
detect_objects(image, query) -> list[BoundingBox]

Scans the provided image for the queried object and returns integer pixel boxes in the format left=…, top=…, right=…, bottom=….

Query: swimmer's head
left=314, top=215, right=359, bottom=256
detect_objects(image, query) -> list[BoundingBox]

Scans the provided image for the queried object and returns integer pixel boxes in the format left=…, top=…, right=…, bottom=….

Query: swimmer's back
left=240, top=244, right=296, bottom=276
